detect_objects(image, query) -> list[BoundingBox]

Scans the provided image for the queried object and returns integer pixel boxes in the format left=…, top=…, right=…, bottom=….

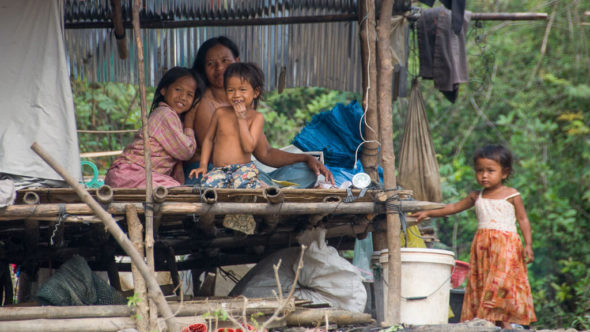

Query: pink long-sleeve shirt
left=115, top=102, right=196, bottom=176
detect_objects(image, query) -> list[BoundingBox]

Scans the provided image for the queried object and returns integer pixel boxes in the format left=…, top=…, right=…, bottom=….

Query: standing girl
left=105, top=67, right=202, bottom=188
left=413, top=145, right=536, bottom=328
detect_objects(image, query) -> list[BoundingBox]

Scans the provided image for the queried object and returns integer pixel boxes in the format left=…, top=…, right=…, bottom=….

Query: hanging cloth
left=398, top=79, right=442, bottom=204
left=397, top=79, right=442, bottom=248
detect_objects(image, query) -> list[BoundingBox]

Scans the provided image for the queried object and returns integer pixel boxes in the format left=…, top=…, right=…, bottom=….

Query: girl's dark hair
left=151, top=67, right=203, bottom=113
left=223, top=62, right=265, bottom=109
left=473, top=144, right=514, bottom=180
left=192, top=36, right=240, bottom=87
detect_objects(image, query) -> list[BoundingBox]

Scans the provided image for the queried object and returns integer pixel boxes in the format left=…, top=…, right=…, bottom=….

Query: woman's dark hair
left=192, top=36, right=240, bottom=86
left=473, top=144, right=514, bottom=180
left=223, top=62, right=265, bottom=109
left=151, top=67, right=203, bottom=113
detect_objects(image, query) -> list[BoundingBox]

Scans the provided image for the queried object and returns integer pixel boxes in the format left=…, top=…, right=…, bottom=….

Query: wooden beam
left=80, top=150, right=122, bottom=158
left=126, top=204, right=149, bottom=332
left=64, top=12, right=548, bottom=30
left=0, top=299, right=295, bottom=321
left=359, top=0, right=380, bottom=183
left=0, top=200, right=445, bottom=219
left=109, top=0, right=128, bottom=59
left=131, top=0, right=158, bottom=328
left=376, top=0, right=400, bottom=325
left=65, top=14, right=359, bottom=29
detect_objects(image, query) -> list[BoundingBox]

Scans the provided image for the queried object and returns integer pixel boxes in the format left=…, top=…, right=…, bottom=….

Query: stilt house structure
left=0, top=1, right=547, bottom=331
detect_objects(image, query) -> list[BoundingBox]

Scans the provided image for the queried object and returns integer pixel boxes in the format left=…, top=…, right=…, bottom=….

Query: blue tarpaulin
left=293, top=101, right=365, bottom=169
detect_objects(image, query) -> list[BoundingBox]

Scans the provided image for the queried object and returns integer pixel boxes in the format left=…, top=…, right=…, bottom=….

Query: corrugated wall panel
left=63, top=0, right=361, bottom=92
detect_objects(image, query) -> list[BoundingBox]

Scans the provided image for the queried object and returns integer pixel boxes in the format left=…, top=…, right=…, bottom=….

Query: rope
left=50, top=204, right=69, bottom=247
left=353, top=0, right=381, bottom=171
left=385, top=195, right=408, bottom=247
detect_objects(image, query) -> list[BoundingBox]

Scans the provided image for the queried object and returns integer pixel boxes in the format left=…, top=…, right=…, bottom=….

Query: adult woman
left=184, top=36, right=334, bottom=187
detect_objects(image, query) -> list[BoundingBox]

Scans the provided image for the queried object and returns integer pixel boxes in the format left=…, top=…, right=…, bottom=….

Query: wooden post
left=376, top=0, right=401, bottom=325
left=30, top=143, right=179, bottom=332
left=131, top=1, right=158, bottom=330
left=359, top=0, right=380, bottom=183
left=110, top=0, right=128, bottom=59
left=126, top=204, right=149, bottom=332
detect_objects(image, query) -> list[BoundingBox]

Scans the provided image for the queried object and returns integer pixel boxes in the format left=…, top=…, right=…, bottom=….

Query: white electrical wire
left=353, top=0, right=381, bottom=170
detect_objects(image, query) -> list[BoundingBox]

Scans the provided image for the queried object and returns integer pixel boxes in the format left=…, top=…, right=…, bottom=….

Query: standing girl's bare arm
left=413, top=191, right=479, bottom=221
left=513, top=195, right=534, bottom=263
left=237, top=112, right=264, bottom=153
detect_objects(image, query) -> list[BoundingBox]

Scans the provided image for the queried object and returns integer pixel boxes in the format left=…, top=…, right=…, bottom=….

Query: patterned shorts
left=202, top=161, right=261, bottom=189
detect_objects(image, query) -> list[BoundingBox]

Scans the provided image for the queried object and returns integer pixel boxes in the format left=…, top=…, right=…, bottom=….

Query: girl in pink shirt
left=105, top=67, right=203, bottom=188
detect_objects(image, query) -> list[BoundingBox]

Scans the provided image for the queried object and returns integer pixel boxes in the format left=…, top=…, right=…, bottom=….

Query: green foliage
left=412, top=0, right=590, bottom=328
left=259, top=87, right=360, bottom=148
left=202, top=308, right=229, bottom=321
left=126, top=292, right=143, bottom=321
left=72, top=79, right=154, bottom=172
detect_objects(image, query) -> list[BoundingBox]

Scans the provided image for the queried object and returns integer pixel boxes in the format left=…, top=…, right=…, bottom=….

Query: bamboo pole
left=0, top=317, right=137, bottom=332
left=126, top=204, right=149, bottom=332
left=131, top=1, right=158, bottom=329
left=376, top=0, right=400, bottom=324
left=30, top=143, right=179, bottom=332
left=0, top=200, right=444, bottom=218
left=286, top=309, right=373, bottom=326
left=0, top=299, right=296, bottom=321
left=470, top=12, right=548, bottom=21
left=359, top=0, right=380, bottom=183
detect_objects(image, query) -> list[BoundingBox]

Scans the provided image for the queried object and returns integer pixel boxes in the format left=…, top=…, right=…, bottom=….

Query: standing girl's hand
left=232, top=101, right=247, bottom=119
left=524, top=244, right=534, bottom=264
left=412, top=211, right=430, bottom=222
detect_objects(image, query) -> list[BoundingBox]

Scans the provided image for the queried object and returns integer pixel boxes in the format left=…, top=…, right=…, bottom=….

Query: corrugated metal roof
left=64, top=0, right=362, bottom=92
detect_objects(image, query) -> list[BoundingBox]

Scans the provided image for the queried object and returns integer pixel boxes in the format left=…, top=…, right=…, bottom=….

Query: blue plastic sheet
left=293, top=101, right=365, bottom=169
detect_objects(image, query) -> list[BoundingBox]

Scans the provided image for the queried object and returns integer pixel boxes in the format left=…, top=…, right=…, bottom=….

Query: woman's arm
left=189, top=111, right=217, bottom=179
left=253, top=133, right=335, bottom=184
left=513, top=195, right=534, bottom=263
left=199, top=111, right=218, bottom=168
left=413, top=191, right=478, bottom=221
left=193, top=100, right=215, bottom=146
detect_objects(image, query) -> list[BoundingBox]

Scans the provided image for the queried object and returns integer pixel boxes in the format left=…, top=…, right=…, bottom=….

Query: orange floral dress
left=461, top=191, right=537, bottom=325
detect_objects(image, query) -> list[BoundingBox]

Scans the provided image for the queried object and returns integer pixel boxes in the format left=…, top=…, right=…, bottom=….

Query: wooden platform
left=0, top=186, right=443, bottom=304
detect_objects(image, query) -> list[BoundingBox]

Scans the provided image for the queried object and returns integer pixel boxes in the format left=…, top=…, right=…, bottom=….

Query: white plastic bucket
left=378, top=248, right=455, bottom=325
